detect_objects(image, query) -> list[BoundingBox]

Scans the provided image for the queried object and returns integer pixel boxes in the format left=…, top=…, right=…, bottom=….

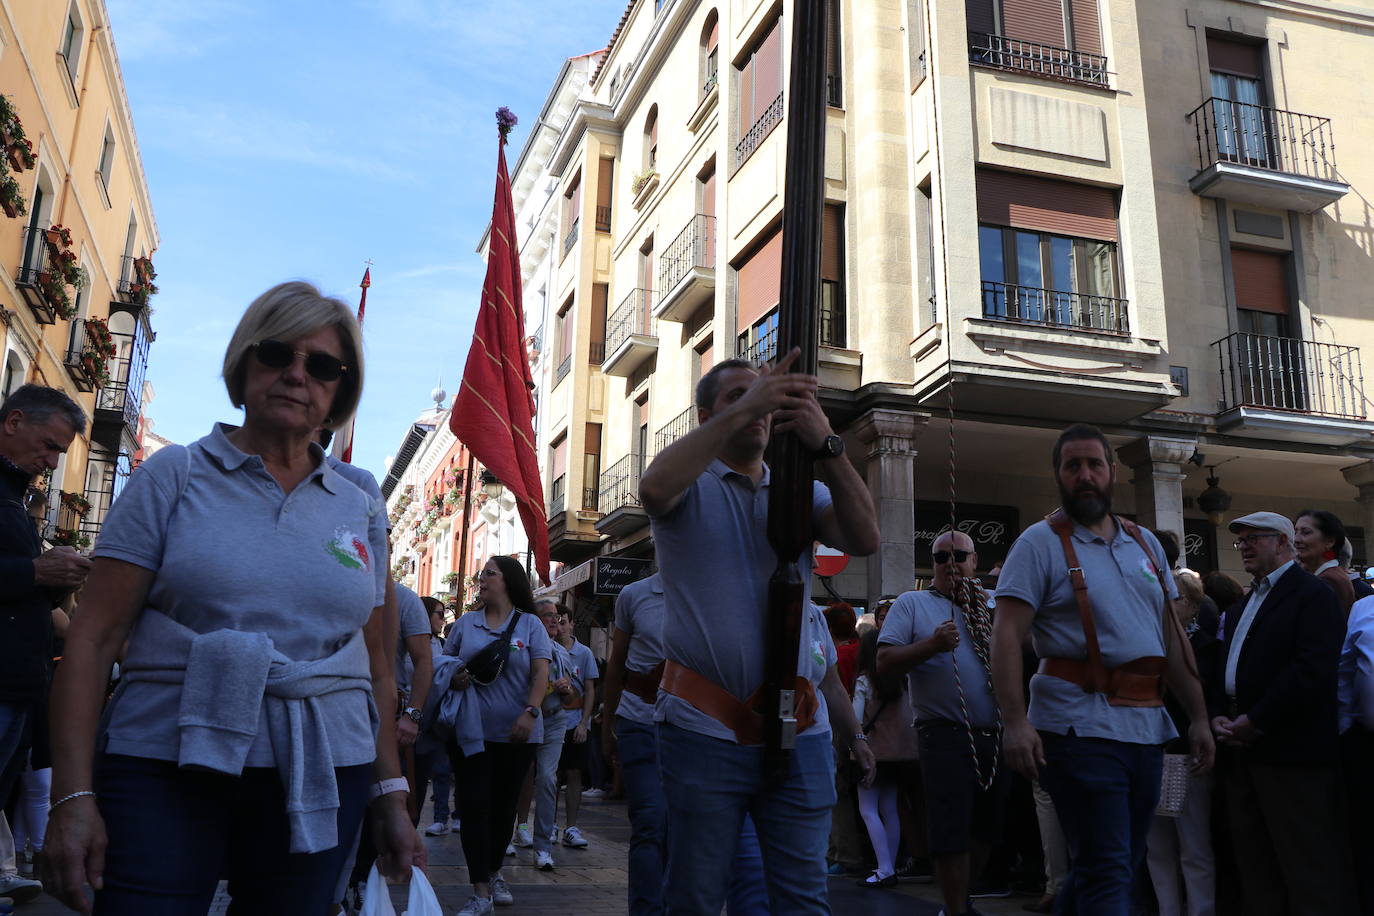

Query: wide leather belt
left=625, top=662, right=666, bottom=705
left=660, top=660, right=818, bottom=745
left=1039, top=656, right=1167, bottom=708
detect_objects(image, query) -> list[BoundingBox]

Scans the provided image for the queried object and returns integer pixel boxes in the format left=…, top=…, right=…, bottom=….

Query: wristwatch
left=402, top=706, right=422, bottom=723
left=524, top=705, right=540, bottom=719
left=813, top=434, right=845, bottom=460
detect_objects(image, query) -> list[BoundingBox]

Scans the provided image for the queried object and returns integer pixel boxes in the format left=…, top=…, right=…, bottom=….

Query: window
left=738, top=310, right=779, bottom=364
left=702, top=12, right=720, bottom=95
left=967, top=0, right=1106, bottom=85
left=590, top=284, right=608, bottom=365
left=97, top=124, right=115, bottom=195
left=66, top=260, right=92, bottom=358
left=562, top=172, right=581, bottom=258
left=820, top=204, right=845, bottom=347
left=633, top=395, right=650, bottom=474
left=978, top=226, right=1119, bottom=328
left=644, top=106, right=659, bottom=171
left=908, top=0, right=929, bottom=87
left=595, top=159, right=614, bottom=232
left=59, top=7, right=83, bottom=87
left=1207, top=36, right=1270, bottom=165
left=735, top=225, right=782, bottom=350
left=639, top=237, right=655, bottom=296
left=825, top=0, right=842, bottom=107
left=1231, top=248, right=1290, bottom=329
left=582, top=423, right=602, bottom=511
left=555, top=296, right=574, bottom=384
left=735, top=17, right=784, bottom=166
left=693, top=337, right=715, bottom=386
left=2, top=350, right=26, bottom=399
left=550, top=434, right=568, bottom=515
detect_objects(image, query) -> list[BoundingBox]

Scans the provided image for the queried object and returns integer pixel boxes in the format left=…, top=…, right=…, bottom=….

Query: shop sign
left=594, top=557, right=651, bottom=595
left=914, top=501, right=1020, bottom=570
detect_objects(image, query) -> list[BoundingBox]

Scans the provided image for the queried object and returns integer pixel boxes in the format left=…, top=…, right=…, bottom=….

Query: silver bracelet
left=50, top=790, right=96, bottom=811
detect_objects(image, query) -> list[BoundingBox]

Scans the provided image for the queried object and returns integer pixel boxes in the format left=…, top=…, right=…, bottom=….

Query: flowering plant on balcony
left=37, top=271, right=75, bottom=319
left=441, top=571, right=461, bottom=584
left=128, top=256, right=159, bottom=305
left=444, top=487, right=462, bottom=506
left=429, top=493, right=445, bottom=510
left=631, top=168, right=659, bottom=197
left=442, top=471, right=458, bottom=487
left=51, top=527, right=91, bottom=550
left=85, top=318, right=117, bottom=359
left=0, top=167, right=26, bottom=219
left=60, top=491, right=91, bottom=516
left=46, top=224, right=74, bottom=250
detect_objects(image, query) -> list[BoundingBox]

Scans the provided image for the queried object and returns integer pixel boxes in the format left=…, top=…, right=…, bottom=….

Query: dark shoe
left=1023, top=895, right=1056, bottom=913
left=854, top=871, right=898, bottom=888
left=969, top=882, right=1012, bottom=898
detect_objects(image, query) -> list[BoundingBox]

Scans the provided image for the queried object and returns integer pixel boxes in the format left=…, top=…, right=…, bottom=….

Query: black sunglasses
left=932, top=550, right=971, bottom=564
left=251, top=339, right=348, bottom=382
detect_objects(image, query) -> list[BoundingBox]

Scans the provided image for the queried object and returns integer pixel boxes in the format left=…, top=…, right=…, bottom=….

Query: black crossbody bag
left=465, top=610, right=523, bottom=686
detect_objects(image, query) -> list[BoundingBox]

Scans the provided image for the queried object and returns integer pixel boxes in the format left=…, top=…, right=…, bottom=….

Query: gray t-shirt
left=326, top=456, right=389, bottom=604
left=540, top=641, right=571, bottom=735
left=878, top=589, right=999, bottom=728
left=394, top=584, right=431, bottom=697
left=996, top=517, right=1178, bottom=745
left=613, top=575, right=665, bottom=725
left=650, top=461, right=835, bottom=744
left=443, top=608, right=554, bottom=744
left=559, top=638, right=599, bottom=732
left=94, top=424, right=385, bottom=768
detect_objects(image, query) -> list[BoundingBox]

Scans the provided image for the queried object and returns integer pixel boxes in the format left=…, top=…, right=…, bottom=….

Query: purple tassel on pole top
left=496, top=107, right=518, bottom=141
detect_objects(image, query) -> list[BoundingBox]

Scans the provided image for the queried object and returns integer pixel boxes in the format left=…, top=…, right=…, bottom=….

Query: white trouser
left=532, top=715, right=567, bottom=855
left=1033, top=778, right=1069, bottom=896
left=1146, top=770, right=1216, bottom=916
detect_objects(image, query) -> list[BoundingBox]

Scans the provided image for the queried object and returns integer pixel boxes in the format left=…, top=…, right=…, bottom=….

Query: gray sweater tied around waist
left=118, top=610, right=378, bottom=853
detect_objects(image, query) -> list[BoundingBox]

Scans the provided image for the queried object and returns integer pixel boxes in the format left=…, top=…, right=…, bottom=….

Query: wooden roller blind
left=701, top=166, right=716, bottom=218
left=822, top=204, right=844, bottom=282
left=1231, top=248, right=1290, bottom=314
left=648, top=109, right=658, bottom=152
left=754, top=19, right=783, bottom=121
left=707, top=15, right=718, bottom=53
left=584, top=422, right=601, bottom=457
left=977, top=170, right=1119, bottom=242
left=1069, top=0, right=1101, bottom=54
left=965, top=0, right=996, bottom=35
left=596, top=159, right=614, bottom=208
left=551, top=435, right=567, bottom=480
left=1207, top=35, right=1264, bottom=78
left=736, top=226, right=783, bottom=332
left=1002, top=0, right=1066, bottom=47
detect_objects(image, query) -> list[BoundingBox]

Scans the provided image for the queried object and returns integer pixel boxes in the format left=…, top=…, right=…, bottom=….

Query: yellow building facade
left=502, top=0, right=1374, bottom=607
left=0, top=0, right=159, bottom=547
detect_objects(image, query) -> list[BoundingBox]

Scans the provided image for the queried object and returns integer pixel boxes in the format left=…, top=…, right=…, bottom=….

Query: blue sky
left=105, top=0, right=620, bottom=481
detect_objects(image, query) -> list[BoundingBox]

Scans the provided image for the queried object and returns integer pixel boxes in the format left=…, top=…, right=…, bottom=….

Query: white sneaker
left=581, top=787, right=606, bottom=798
left=513, top=822, right=533, bottom=847
left=535, top=849, right=555, bottom=870
left=456, top=894, right=494, bottom=915
left=504, top=842, right=516, bottom=856
left=490, top=873, right=515, bottom=906
left=0, top=874, right=43, bottom=902
left=562, top=826, right=588, bottom=848
left=423, top=819, right=449, bottom=836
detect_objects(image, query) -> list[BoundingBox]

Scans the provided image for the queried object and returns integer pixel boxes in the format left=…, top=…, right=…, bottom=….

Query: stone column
left=1116, top=436, right=1197, bottom=549
left=852, top=408, right=927, bottom=603
left=1342, top=462, right=1374, bottom=551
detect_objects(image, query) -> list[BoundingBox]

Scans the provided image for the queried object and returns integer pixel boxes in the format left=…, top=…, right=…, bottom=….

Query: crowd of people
left=0, top=280, right=1370, bottom=916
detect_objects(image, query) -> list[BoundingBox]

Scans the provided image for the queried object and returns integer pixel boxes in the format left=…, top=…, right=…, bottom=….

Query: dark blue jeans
left=1038, top=733, right=1163, bottom=916
left=93, top=754, right=370, bottom=916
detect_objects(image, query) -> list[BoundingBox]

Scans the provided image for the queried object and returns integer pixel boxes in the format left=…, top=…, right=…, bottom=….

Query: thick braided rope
left=948, top=577, right=1000, bottom=790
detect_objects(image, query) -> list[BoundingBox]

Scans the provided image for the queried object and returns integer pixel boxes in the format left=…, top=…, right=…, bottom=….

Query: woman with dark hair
left=825, top=603, right=860, bottom=696
left=440, top=556, right=551, bottom=915
left=851, top=629, right=919, bottom=888
left=1295, top=509, right=1356, bottom=616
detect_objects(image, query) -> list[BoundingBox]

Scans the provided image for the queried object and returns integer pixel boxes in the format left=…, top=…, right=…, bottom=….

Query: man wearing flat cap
left=1214, top=511, right=1355, bottom=915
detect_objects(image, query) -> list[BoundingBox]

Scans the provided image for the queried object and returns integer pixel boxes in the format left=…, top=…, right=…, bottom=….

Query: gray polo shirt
left=878, top=589, right=999, bottom=728
left=559, top=638, right=599, bottom=731
left=93, top=423, right=385, bottom=768
left=326, top=456, right=389, bottom=603
left=443, top=608, right=553, bottom=744
left=650, top=460, right=835, bottom=744
left=394, top=584, right=431, bottom=697
left=996, top=517, right=1178, bottom=745
left=540, top=641, right=571, bottom=734
left=613, top=575, right=664, bottom=725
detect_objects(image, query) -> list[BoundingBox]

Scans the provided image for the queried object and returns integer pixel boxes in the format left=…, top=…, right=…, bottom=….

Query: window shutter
left=1002, top=0, right=1067, bottom=47
left=1207, top=35, right=1264, bottom=78
left=590, top=284, right=608, bottom=346
left=1068, top=0, right=1100, bottom=54
left=551, top=436, right=567, bottom=480
left=965, top=0, right=996, bottom=35
left=739, top=56, right=756, bottom=133
left=1231, top=248, right=1289, bottom=314
left=708, top=15, right=719, bottom=53
left=977, top=170, right=1118, bottom=242
left=699, top=339, right=714, bottom=370
left=821, top=204, right=844, bottom=282
left=584, top=422, right=602, bottom=457
left=753, top=20, right=783, bottom=121
left=597, top=159, right=614, bottom=209
left=736, top=227, right=783, bottom=332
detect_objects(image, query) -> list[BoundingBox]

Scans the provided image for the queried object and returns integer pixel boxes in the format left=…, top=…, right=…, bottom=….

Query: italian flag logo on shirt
left=325, top=528, right=370, bottom=571
left=811, top=640, right=826, bottom=667
left=510, top=638, right=526, bottom=653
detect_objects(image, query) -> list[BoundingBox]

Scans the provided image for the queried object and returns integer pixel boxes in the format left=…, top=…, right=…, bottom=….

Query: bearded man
left=989, top=424, right=1213, bottom=915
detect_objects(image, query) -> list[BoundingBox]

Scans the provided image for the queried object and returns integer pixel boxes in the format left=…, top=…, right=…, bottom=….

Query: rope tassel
left=949, top=575, right=1000, bottom=791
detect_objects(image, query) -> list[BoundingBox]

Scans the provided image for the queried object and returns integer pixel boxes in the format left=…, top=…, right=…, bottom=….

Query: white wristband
left=368, top=777, right=410, bottom=801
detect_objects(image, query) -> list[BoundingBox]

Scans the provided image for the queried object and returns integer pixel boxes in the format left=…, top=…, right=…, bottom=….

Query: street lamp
left=479, top=469, right=503, bottom=499
left=1196, top=467, right=1233, bottom=528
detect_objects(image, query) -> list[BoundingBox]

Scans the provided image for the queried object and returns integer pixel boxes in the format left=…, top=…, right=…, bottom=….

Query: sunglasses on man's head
left=251, top=339, right=348, bottom=382
left=932, top=550, right=971, bottom=564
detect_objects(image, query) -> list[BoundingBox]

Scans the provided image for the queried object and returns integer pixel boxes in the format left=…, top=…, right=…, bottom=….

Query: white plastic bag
left=359, top=864, right=442, bottom=916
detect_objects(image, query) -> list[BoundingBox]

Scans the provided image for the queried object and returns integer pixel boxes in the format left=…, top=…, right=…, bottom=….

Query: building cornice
left=1232, top=0, right=1374, bottom=28
left=548, top=101, right=619, bottom=177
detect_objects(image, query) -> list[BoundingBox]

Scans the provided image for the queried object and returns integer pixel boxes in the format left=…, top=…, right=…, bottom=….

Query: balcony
left=1185, top=99, right=1348, bottom=213
left=654, top=214, right=716, bottom=323
left=981, top=281, right=1129, bottom=336
left=549, top=475, right=567, bottom=519
left=735, top=92, right=783, bottom=169
left=602, top=289, right=658, bottom=377
left=738, top=327, right=778, bottom=366
left=562, top=218, right=580, bottom=258
left=968, top=33, right=1109, bottom=87
left=1213, top=332, right=1374, bottom=445
left=14, top=226, right=59, bottom=325
left=93, top=304, right=152, bottom=453
left=655, top=406, right=697, bottom=452
left=63, top=320, right=103, bottom=393
left=594, top=455, right=649, bottom=537
left=555, top=355, right=572, bottom=386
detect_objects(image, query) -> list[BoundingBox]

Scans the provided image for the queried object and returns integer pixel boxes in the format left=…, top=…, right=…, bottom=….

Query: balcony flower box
left=631, top=169, right=659, bottom=210
left=38, top=272, right=75, bottom=320
left=0, top=171, right=26, bottom=218
left=51, top=527, right=91, bottom=551
left=60, top=491, right=91, bottom=516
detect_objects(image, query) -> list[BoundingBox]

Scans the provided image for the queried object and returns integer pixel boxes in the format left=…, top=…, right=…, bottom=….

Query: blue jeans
left=93, top=754, right=370, bottom=915
left=428, top=747, right=454, bottom=823
left=1038, top=733, right=1163, bottom=916
left=0, top=701, right=33, bottom=807
left=617, top=718, right=667, bottom=915
left=532, top=718, right=566, bottom=854
left=727, top=814, right=769, bottom=916
left=658, top=722, right=836, bottom=916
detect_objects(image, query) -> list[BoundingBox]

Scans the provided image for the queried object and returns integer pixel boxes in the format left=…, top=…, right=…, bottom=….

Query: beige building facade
left=496, top=0, right=1374, bottom=610
left=0, top=0, right=159, bottom=548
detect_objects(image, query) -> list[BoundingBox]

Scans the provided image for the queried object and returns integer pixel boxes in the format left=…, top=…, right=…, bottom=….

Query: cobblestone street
left=19, top=792, right=1043, bottom=914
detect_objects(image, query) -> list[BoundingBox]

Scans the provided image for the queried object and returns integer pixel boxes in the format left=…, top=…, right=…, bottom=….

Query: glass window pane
left=1015, top=232, right=1043, bottom=288
left=1049, top=236, right=1075, bottom=291
left=1080, top=242, right=1117, bottom=298
left=978, top=226, right=1004, bottom=283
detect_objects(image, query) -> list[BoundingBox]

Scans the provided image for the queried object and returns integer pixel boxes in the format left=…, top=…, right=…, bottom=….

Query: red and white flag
left=332, top=267, right=370, bottom=464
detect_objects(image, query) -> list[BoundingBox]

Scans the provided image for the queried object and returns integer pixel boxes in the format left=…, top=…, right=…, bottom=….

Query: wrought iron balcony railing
left=589, top=341, right=605, bottom=365
left=657, top=214, right=716, bottom=297
left=981, top=281, right=1129, bottom=336
left=598, top=454, right=644, bottom=515
left=606, top=289, right=656, bottom=355
left=595, top=206, right=612, bottom=233
left=1214, top=332, right=1366, bottom=420
left=555, top=354, right=572, bottom=386
left=582, top=486, right=599, bottom=512
left=735, top=92, right=784, bottom=168
left=562, top=217, right=580, bottom=257
left=655, top=406, right=697, bottom=453
left=549, top=474, right=566, bottom=517
left=738, top=327, right=779, bottom=366
left=1186, top=98, right=1337, bottom=182
left=968, top=32, right=1109, bottom=87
